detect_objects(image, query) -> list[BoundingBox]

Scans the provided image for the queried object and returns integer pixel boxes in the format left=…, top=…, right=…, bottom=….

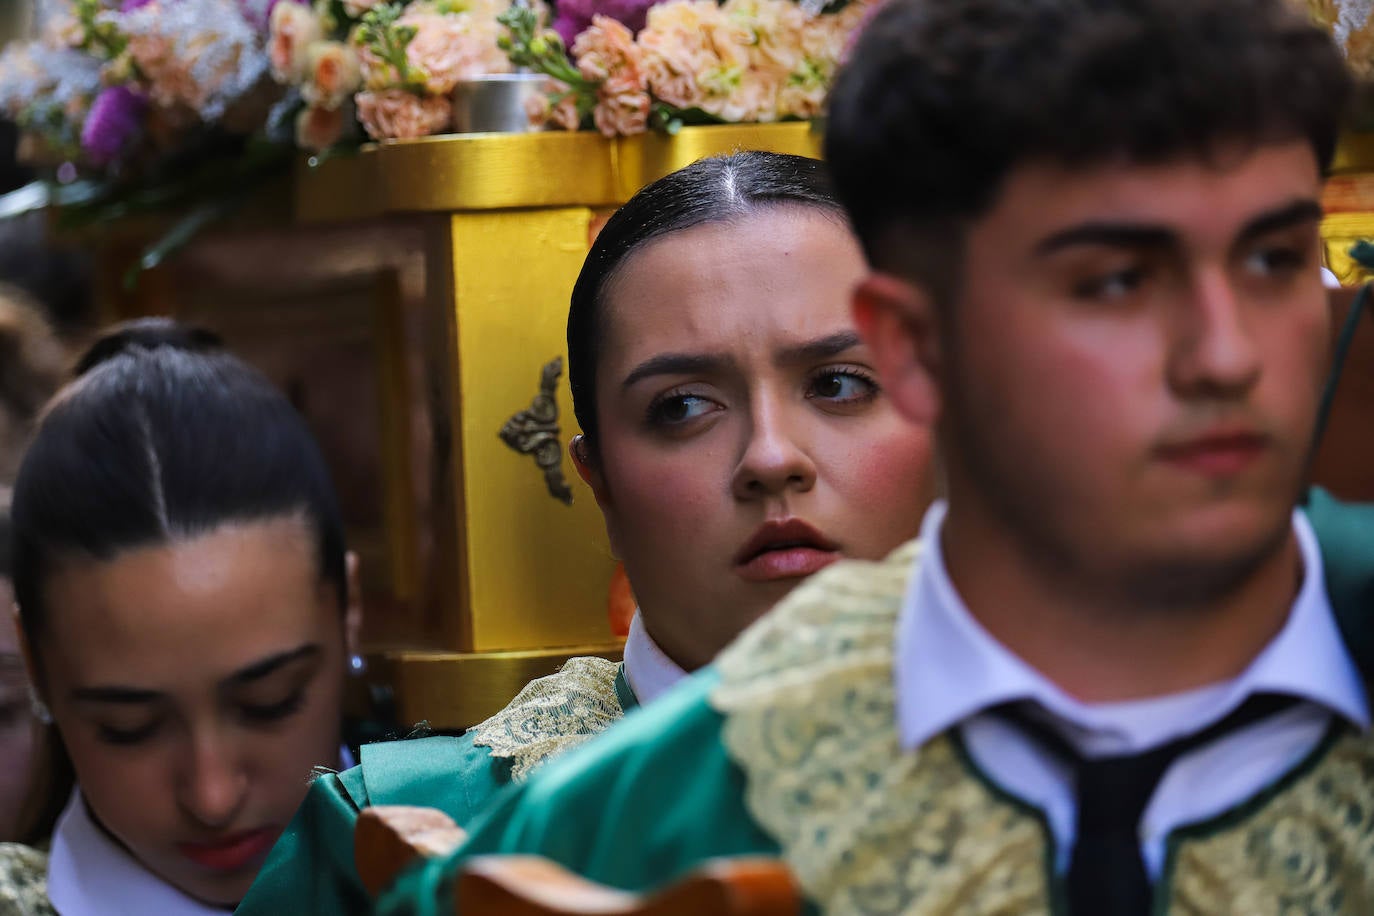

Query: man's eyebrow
left=776, top=331, right=864, bottom=366
left=1234, top=199, right=1324, bottom=246
left=622, top=353, right=734, bottom=388
left=222, top=644, right=321, bottom=688
left=1034, top=223, right=1176, bottom=257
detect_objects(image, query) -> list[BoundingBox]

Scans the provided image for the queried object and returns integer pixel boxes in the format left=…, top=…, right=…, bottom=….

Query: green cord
left=1314, top=282, right=1373, bottom=453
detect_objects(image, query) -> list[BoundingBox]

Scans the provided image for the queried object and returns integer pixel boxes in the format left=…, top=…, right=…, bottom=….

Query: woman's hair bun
left=74, top=317, right=224, bottom=379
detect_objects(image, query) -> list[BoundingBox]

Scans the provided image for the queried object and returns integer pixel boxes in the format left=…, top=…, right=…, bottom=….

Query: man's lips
left=735, top=518, right=840, bottom=582
left=176, top=827, right=278, bottom=872
left=1155, top=430, right=1270, bottom=476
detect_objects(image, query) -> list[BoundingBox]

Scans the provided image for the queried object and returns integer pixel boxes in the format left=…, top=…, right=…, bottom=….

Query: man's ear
left=343, top=551, right=364, bottom=661
left=853, top=273, right=941, bottom=426
left=571, top=436, right=622, bottom=558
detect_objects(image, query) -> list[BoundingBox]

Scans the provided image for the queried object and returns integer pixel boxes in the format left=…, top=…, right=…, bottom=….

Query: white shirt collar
left=896, top=501, right=1370, bottom=752
left=47, top=790, right=229, bottom=916
left=621, top=611, right=688, bottom=706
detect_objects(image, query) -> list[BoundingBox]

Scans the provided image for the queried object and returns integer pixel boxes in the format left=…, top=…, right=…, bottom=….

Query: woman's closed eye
left=238, top=688, right=307, bottom=725
left=807, top=367, right=879, bottom=408
left=96, top=718, right=162, bottom=746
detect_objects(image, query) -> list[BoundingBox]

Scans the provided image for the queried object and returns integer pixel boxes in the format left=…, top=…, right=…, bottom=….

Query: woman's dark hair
left=12, top=317, right=348, bottom=645
left=567, top=151, right=845, bottom=455
left=825, top=0, right=1351, bottom=306
left=11, top=317, right=348, bottom=843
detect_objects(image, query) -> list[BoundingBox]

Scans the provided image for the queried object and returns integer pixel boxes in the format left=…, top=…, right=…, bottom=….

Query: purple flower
left=120, top=0, right=156, bottom=9
left=553, top=0, right=655, bottom=48
left=81, top=85, right=148, bottom=167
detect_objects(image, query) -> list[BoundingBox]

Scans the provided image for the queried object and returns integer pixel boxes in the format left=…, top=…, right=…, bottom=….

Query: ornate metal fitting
left=499, top=356, right=573, bottom=505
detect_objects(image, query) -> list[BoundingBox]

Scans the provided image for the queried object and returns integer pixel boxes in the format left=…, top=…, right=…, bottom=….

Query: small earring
left=28, top=687, right=52, bottom=725
left=349, top=654, right=367, bottom=677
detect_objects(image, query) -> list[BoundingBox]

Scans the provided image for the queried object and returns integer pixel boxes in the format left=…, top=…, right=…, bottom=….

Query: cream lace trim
left=468, top=656, right=626, bottom=782
left=710, top=540, right=1052, bottom=915
left=1167, top=730, right=1374, bottom=914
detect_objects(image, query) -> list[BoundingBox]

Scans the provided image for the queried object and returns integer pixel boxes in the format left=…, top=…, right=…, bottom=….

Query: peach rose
left=400, top=5, right=513, bottom=96
left=302, top=40, right=362, bottom=110
left=355, top=87, right=452, bottom=139
left=295, top=104, right=346, bottom=150
left=269, top=1, right=324, bottom=83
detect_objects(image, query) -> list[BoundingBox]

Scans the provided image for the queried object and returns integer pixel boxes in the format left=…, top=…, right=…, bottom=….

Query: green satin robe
left=235, top=661, right=637, bottom=916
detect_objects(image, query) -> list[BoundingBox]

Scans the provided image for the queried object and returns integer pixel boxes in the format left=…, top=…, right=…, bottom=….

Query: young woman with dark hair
left=238, top=150, right=936, bottom=914
left=0, top=319, right=363, bottom=915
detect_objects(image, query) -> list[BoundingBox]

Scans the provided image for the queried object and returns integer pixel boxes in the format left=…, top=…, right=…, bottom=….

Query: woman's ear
left=853, top=273, right=942, bottom=426
left=343, top=551, right=363, bottom=661
left=571, top=436, right=623, bottom=559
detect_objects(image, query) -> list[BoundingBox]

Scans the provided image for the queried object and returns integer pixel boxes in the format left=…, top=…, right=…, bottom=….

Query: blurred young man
left=374, top=2, right=1374, bottom=913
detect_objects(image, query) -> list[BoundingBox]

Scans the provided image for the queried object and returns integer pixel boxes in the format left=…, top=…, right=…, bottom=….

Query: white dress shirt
left=895, top=502, right=1369, bottom=878
left=621, top=611, right=688, bottom=706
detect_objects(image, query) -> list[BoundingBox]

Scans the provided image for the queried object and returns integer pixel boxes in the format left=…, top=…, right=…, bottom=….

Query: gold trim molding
left=295, top=122, right=824, bottom=221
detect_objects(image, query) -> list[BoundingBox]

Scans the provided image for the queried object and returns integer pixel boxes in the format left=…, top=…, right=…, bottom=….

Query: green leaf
left=124, top=197, right=240, bottom=290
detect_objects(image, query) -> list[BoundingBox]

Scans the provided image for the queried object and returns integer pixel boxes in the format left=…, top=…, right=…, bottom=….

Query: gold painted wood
left=441, top=208, right=616, bottom=652
left=375, top=643, right=624, bottom=727
left=295, top=123, right=829, bottom=221
left=619, top=122, right=823, bottom=197
left=374, top=131, right=623, bottom=211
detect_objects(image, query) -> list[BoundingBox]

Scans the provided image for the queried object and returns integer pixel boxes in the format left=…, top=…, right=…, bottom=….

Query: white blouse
left=47, top=790, right=227, bottom=916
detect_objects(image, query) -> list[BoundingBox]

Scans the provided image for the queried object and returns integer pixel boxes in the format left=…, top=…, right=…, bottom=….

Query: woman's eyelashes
left=645, top=389, right=720, bottom=428
left=92, top=687, right=310, bottom=746
left=807, top=367, right=879, bottom=407
left=644, top=367, right=881, bottom=431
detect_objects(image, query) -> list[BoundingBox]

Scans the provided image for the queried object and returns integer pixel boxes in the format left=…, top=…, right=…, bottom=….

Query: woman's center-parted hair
left=10, top=319, right=348, bottom=657
left=566, top=151, right=848, bottom=457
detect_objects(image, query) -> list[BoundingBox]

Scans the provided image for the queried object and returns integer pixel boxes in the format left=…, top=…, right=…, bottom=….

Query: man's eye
left=1074, top=266, right=1147, bottom=300
left=1245, top=246, right=1307, bottom=276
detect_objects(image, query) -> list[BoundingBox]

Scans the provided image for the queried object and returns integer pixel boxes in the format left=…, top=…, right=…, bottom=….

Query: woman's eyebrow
left=622, top=353, right=734, bottom=388
left=775, top=331, right=864, bottom=367
left=222, top=644, right=321, bottom=688
left=69, top=644, right=322, bottom=704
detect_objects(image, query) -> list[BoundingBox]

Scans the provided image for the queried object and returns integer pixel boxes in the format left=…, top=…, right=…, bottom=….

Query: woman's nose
left=731, top=399, right=818, bottom=500
left=177, top=733, right=247, bottom=829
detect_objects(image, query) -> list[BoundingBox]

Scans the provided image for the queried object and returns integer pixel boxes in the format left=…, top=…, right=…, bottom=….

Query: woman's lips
left=734, top=518, right=840, bottom=582
left=736, top=546, right=840, bottom=582
left=176, top=827, right=278, bottom=872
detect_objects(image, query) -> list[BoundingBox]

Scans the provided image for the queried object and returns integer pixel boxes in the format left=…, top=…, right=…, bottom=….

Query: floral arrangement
left=268, top=0, right=518, bottom=148
left=502, top=0, right=871, bottom=136
left=0, top=0, right=273, bottom=170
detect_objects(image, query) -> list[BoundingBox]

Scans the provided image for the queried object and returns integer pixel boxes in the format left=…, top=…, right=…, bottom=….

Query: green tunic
left=236, top=657, right=637, bottom=916
left=375, top=491, right=1374, bottom=916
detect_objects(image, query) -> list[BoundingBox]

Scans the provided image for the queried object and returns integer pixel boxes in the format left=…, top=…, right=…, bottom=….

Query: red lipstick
left=177, top=827, right=278, bottom=872
left=734, top=518, right=840, bottom=582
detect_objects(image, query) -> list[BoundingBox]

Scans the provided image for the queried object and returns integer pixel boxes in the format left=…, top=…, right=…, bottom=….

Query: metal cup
left=450, top=73, right=551, bottom=135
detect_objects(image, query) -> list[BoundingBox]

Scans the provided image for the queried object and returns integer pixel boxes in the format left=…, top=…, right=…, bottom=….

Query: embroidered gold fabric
left=710, top=536, right=1374, bottom=915
left=1167, top=732, right=1374, bottom=915
left=468, top=655, right=626, bottom=781
left=0, top=843, right=55, bottom=916
left=711, top=540, right=1053, bottom=915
